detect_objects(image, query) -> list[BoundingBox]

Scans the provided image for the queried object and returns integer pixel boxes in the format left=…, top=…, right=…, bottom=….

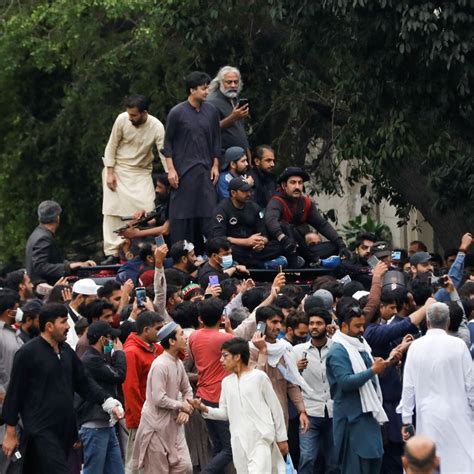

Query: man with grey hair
left=207, top=65, right=250, bottom=154
left=397, top=302, right=474, bottom=473
left=25, top=201, right=96, bottom=285
left=402, top=436, right=439, bottom=474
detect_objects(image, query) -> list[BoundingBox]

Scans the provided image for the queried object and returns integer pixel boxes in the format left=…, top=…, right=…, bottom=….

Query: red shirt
left=188, top=328, right=233, bottom=403
left=122, top=332, right=163, bottom=429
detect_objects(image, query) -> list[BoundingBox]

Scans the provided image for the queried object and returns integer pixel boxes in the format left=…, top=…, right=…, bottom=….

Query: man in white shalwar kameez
left=132, top=322, right=194, bottom=474
left=102, top=95, right=166, bottom=260
left=397, top=303, right=474, bottom=474
left=190, top=337, right=288, bottom=474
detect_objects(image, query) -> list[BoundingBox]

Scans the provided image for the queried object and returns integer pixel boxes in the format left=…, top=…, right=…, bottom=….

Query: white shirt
left=204, top=369, right=287, bottom=453
left=397, top=329, right=474, bottom=473
left=293, top=339, right=333, bottom=418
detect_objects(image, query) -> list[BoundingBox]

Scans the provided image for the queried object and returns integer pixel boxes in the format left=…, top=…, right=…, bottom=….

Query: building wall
left=305, top=159, right=436, bottom=252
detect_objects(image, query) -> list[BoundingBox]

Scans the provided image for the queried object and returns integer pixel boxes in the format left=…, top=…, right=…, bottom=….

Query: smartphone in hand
left=209, top=275, right=219, bottom=286
left=238, top=98, right=249, bottom=108
left=135, top=287, right=147, bottom=308
left=154, top=235, right=165, bottom=246
left=256, top=321, right=266, bottom=335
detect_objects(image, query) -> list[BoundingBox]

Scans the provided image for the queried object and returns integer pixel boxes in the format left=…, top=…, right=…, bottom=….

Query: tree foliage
left=0, top=0, right=472, bottom=263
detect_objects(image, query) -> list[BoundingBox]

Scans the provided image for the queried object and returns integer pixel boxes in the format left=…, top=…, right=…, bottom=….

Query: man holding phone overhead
left=207, top=66, right=250, bottom=157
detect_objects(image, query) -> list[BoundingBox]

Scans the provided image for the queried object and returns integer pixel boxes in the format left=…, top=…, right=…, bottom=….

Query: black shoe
left=101, top=255, right=119, bottom=265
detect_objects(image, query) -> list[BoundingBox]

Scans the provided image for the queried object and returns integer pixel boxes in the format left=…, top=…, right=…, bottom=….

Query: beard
left=220, top=84, right=238, bottom=99
left=28, top=326, right=40, bottom=337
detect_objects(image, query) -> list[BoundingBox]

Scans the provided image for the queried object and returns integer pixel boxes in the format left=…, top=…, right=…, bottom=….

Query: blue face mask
left=104, top=339, right=113, bottom=355
left=221, top=254, right=234, bottom=269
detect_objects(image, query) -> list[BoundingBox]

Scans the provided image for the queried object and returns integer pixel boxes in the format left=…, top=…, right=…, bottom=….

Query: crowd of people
left=0, top=65, right=473, bottom=474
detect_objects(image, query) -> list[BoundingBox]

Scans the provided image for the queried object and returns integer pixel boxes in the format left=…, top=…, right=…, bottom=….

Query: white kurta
left=397, top=329, right=474, bottom=473
left=102, top=112, right=166, bottom=216
left=203, top=369, right=287, bottom=474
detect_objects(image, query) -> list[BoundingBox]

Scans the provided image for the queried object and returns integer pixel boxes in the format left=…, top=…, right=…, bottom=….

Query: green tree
left=0, top=0, right=471, bottom=264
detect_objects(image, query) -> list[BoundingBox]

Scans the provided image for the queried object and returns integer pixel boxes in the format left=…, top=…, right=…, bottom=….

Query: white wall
left=304, top=151, right=435, bottom=252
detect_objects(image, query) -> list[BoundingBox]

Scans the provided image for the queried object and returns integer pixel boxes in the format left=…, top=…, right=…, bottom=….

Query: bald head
left=403, top=436, right=438, bottom=473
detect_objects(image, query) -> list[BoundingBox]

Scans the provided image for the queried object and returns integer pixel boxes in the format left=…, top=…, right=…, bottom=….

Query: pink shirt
left=188, top=328, right=233, bottom=403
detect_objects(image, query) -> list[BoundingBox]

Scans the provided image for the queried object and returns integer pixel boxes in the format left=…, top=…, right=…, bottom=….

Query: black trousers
left=280, top=222, right=339, bottom=263
left=230, top=240, right=284, bottom=268
left=200, top=399, right=233, bottom=473
left=170, top=217, right=213, bottom=256
left=23, top=431, right=70, bottom=474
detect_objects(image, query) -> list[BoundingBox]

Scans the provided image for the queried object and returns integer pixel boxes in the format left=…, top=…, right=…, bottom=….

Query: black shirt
left=197, top=261, right=228, bottom=288
left=248, top=167, right=276, bottom=209
left=206, top=89, right=249, bottom=150
left=212, top=198, right=266, bottom=239
left=172, top=266, right=194, bottom=287
left=2, top=337, right=108, bottom=447
left=161, top=100, right=221, bottom=219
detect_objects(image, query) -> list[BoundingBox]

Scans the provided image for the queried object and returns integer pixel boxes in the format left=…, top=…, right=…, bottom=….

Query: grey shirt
left=207, top=89, right=249, bottom=151
left=0, top=322, right=24, bottom=402
left=293, top=339, right=333, bottom=418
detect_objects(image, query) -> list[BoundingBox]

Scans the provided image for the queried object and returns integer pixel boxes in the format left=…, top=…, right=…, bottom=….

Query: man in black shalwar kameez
left=162, top=71, right=221, bottom=255
left=1, top=303, right=123, bottom=474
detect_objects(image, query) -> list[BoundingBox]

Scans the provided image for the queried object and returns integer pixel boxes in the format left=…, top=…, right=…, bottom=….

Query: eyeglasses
left=223, top=80, right=239, bottom=85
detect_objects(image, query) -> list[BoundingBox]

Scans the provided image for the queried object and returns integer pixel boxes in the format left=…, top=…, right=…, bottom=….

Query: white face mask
left=220, top=254, right=234, bottom=269
left=15, top=307, right=24, bottom=323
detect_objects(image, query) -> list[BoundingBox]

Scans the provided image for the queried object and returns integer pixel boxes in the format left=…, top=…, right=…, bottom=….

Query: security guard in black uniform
left=212, top=177, right=289, bottom=269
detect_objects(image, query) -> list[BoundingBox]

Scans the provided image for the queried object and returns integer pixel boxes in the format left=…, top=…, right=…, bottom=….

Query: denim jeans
left=79, top=426, right=124, bottom=474
left=201, top=399, right=233, bottom=473
left=298, top=414, right=339, bottom=474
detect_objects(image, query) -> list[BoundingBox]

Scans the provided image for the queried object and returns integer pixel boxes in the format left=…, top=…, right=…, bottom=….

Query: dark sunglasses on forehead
left=350, top=306, right=363, bottom=317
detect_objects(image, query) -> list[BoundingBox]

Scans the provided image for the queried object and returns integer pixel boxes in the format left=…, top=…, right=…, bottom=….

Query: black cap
left=21, top=299, right=43, bottom=314
left=277, top=167, right=310, bottom=184
left=371, top=241, right=392, bottom=258
left=228, top=176, right=252, bottom=192
left=410, top=251, right=431, bottom=266
left=87, top=321, right=121, bottom=342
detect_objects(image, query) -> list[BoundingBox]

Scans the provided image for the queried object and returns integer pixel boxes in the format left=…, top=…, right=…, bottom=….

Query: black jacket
left=265, top=189, right=344, bottom=248
left=248, top=167, right=276, bottom=209
left=25, top=225, right=69, bottom=285
left=75, top=347, right=127, bottom=426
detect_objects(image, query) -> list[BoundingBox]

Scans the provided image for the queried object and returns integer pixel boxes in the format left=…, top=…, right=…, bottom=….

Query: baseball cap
left=38, top=200, right=62, bottom=224
left=87, top=321, right=121, bottom=341
left=410, top=252, right=431, bottom=266
left=221, top=146, right=246, bottom=171
left=228, top=176, right=252, bottom=192
left=72, top=278, right=101, bottom=296
left=371, top=241, right=392, bottom=258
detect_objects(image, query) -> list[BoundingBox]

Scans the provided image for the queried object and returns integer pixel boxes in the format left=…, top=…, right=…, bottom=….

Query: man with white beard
left=397, top=302, right=474, bottom=473
left=207, top=66, right=250, bottom=156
